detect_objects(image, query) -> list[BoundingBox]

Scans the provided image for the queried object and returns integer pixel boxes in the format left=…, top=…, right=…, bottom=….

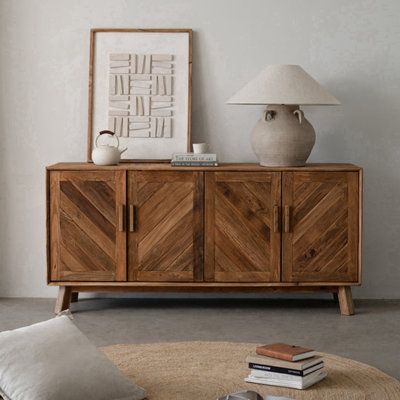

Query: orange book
left=256, top=343, right=316, bottom=362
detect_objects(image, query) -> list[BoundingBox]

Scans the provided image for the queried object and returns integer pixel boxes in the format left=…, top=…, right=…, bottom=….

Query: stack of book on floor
left=171, top=153, right=218, bottom=166
left=245, top=343, right=326, bottom=390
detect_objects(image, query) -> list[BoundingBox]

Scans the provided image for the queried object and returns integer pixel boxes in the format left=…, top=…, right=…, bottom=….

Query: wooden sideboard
left=46, top=163, right=362, bottom=315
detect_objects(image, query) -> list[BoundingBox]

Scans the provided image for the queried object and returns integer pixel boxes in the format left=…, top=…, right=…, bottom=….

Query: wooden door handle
left=273, top=205, right=280, bottom=233
left=284, top=205, right=291, bottom=233
left=118, top=205, right=125, bottom=232
left=129, top=205, right=135, bottom=232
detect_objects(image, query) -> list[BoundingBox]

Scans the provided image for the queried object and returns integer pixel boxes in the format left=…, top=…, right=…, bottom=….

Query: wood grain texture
left=51, top=281, right=356, bottom=287
left=49, top=171, right=126, bottom=282
left=282, top=171, right=360, bottom=283
left=204, top=173, right=215, bottom=282
left=86, top=29, right=95, bottom=162
left=193, top=172, right=204, bottom=281
left=205, top=172, right=281, bottom=282
left=54, top=286, right=72, bottom=314
left=358, top=169, right=363, bottom=284
left=48, top=162, right=362, bottom=172
left=87, top=29, right=192, bottom=161
left=338, top=286, right=355, bottom=315
left=49, top=171, right=61, bottom=282
left=46, top=169, right=51, bottom=283
left=128, top=171, right=203, bottom=282
left=47, top=164, right=362, bottom=316
left=55, top=283, right=341, bottom=292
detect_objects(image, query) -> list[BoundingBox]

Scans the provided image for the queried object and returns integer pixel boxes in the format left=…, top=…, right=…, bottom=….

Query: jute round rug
left=101, top=341, right=400, bottom=400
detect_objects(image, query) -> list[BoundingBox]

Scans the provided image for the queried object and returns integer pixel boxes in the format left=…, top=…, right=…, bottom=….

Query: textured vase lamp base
left=251, top=105, right=316, bottom=167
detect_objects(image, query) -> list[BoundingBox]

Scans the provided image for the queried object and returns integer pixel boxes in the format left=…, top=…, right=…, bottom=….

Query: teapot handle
left=95, top=130, right=120, bottom=148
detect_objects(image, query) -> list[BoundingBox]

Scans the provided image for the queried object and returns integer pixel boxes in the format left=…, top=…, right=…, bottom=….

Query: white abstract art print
left=108, top=53, right=174, bottom=139
left=88, top=29, right=192, bottom=161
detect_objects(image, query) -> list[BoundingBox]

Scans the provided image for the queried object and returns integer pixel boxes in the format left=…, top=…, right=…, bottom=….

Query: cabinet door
left=128, top=171, right=203, bottom=282
left=282, top=172, right=360, bottom=282
left=205, top=172, right=281, bottom=282
left=49, top=171, right=126, bottom=281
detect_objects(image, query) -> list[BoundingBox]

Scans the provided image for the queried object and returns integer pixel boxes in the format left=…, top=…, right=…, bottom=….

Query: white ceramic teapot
left=91, top=130, right=127, bottom=165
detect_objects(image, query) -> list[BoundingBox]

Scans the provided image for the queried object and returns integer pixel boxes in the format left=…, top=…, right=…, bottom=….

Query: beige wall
left=1, top=0, right=399, bottom=298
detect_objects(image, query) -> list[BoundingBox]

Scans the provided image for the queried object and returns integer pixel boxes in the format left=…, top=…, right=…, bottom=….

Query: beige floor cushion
left=0, top=315, right=145, bottom=400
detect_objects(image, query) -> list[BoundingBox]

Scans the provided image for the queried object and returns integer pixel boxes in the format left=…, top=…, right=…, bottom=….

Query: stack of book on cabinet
left=171, top=153, right=218, bottom=166
left=245, top=343, right=326, bottom=390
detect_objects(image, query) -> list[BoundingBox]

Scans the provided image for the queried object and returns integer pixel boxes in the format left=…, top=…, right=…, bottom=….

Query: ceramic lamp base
left=251, top=105, right=316, bottom=167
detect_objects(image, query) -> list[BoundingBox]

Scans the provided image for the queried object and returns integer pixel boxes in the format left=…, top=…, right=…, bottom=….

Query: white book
left=245, top=370, right=327, bottom=390
left=250, top=362, right=324, bottom=380
left=250, top=366, right=324, bottom=382
left=246, top=354, right=323, bottom=371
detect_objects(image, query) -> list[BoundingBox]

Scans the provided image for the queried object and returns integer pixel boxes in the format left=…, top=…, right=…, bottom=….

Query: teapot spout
left=120, top=147, right=128, bottom=155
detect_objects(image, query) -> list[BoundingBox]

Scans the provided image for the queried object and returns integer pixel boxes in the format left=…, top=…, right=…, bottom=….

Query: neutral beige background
left=0, top=0, right=399, bottom=298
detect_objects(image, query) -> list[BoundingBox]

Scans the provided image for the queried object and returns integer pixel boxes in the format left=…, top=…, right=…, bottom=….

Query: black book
left=248, top=361, right=324, bottom=377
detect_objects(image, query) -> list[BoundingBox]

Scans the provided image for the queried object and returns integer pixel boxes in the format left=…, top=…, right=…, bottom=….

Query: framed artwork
left=87, top=28, right=192, bottom=161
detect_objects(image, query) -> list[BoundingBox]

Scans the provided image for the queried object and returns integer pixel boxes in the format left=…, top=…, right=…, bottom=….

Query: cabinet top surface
left=47, top=162, right=362, bottom=171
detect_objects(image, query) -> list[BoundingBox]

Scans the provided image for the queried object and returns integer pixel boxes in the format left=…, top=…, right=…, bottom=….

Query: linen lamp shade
left=227, top=65, right=340, bottom=105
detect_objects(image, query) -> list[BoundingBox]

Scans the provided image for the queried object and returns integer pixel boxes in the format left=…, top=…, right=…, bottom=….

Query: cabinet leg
left=54, top=286, right=72, bottom=314
left=338, top=286, right=355, bottom=316
left=71, top=292, right=79, bottom=303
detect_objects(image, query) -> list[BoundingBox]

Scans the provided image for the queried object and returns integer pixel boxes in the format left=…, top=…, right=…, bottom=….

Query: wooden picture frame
left=87, top=28, right=192, bottom=162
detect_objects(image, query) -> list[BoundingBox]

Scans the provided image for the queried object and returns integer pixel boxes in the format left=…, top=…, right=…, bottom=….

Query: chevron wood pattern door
left=204, top=172, right=281, bottom=282
left=49, top=171, right=126, bottom=281
left=282, top=172, right=360, bottom=282
left=128, top=171, right=203, bottom=282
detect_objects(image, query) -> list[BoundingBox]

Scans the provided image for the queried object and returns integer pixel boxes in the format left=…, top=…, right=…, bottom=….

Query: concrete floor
left=1, top=298, right=399, bottom=380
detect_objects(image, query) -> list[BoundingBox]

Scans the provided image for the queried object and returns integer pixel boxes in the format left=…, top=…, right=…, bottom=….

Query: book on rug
left=245, top=346, right=326, bottom=390
left=248, top=361, right=324, bottom=377
left=245, top=369, right=327, bottom=390
left=246, top=354, right=323, bottom=371
left=256, top=343, right=316, bottom=361
left=249, top=367, right=324, bottom=381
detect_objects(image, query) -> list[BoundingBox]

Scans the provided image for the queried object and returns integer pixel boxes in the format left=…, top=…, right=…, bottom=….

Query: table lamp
left=227, top=65, right=340, bottom=166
